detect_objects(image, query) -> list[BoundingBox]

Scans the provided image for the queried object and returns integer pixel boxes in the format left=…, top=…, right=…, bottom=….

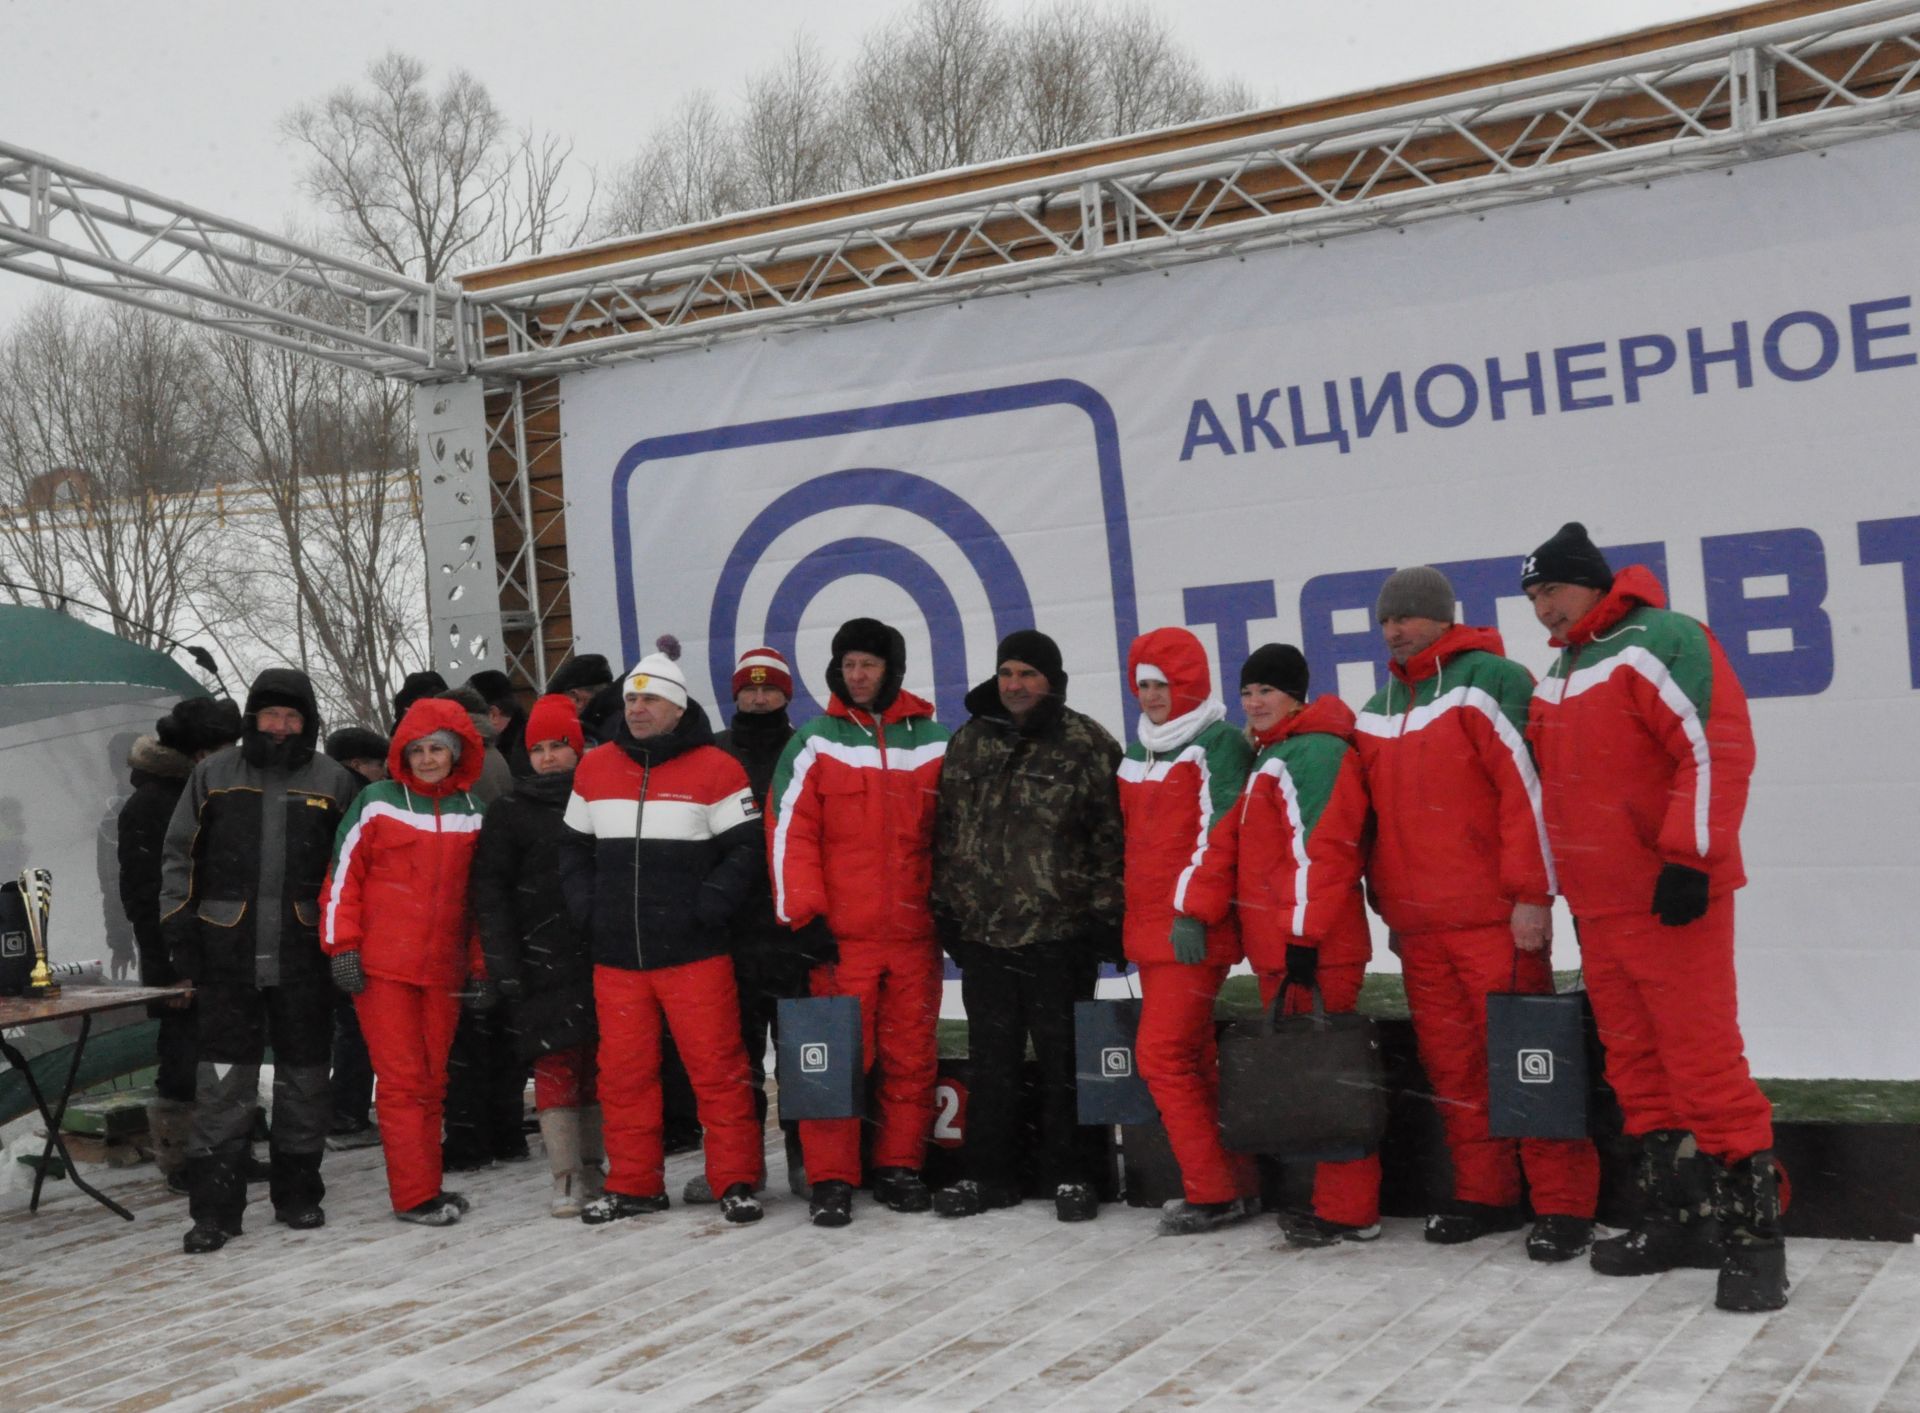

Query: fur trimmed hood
left=128, top=733, right=194, bottom=781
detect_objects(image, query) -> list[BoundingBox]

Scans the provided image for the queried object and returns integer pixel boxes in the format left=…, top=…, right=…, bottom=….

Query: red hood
left=1254, top=693, right=1356, bottom=749
left=388, top=698, right=485, bottom=796
left=1391, top=624, right=1505, bottom=685
left=827, top=687, right=936, bottom=727
left=1128, top=626, right=1212, bottom=714
left=1560, top=565, right=1667, bottom=647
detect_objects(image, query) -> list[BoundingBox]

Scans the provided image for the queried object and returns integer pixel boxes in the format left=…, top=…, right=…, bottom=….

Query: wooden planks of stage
left=3, top=1136, right=1918, bottom=1412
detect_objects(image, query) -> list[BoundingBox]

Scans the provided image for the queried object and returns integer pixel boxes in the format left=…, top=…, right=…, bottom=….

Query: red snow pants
left=532, top=1044, right=597, bottom=1111
left=594, top=957, right=761, bottom=1198
left=1578, top=897, right=1773, bottom=1163
left=1135, top=962, right=1257, bottom=1206
left=798, top=937, right=942, bottom=1185
left=1257, top=964, right=1382, bottom=1228
left=354, top=976, right=462, bottom=1212
left=1398, top=924, right=1599, bottom=1217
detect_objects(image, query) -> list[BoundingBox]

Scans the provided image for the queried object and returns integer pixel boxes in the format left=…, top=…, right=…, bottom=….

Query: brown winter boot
left=538, top=1108, right=585, bottom=1219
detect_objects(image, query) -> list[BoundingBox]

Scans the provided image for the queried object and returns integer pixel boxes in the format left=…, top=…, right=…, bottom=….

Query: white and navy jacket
left=560, top=700, right=765, bottom=972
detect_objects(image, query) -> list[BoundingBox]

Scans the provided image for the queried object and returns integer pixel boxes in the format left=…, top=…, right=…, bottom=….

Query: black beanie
left=393, top=670, right=449, bottom=721
left=325, top=726, right=390, bottom=765
left=547, top=654, right=614, bottom=696
left=996, top=629, right=1065, bottom=693
left=157, top=696, right=243, bottom=756
left=465, top=669, right=517, bottom=711
left=1240, top=643, right=1309, bottom=700
left=1521, top=522, right=1614, bottom=592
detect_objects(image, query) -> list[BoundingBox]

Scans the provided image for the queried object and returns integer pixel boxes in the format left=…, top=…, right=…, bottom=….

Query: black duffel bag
left=1218, top=982, right=1388, bottom=1161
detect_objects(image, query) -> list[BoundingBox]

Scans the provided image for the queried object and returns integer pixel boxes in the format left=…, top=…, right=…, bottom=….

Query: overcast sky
left=0, top=0, right=1740, bottom=326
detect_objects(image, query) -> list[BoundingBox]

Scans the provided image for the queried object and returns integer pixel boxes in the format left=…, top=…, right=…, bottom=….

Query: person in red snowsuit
left=1118, top=626, right=1257, bottom=1235
left=1522, top=522, right=1784, bottom=1313
left=1188, top=644, right=1380, bottom=1246
left=321, top=698, right=488, bottom=1226
left=1354, top=565, right=1600, bottom=1262
left=766, top=619, right=951, bottom=1228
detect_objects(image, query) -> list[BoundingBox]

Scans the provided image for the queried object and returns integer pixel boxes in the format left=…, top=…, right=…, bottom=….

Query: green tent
left=0, top=605, right=210, bottom=1125
left=0, top=603, right=204, bottom=729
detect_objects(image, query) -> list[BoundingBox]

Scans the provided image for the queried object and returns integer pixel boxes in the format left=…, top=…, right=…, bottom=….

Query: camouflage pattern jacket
left=931, top=679, right=1125, bottom=952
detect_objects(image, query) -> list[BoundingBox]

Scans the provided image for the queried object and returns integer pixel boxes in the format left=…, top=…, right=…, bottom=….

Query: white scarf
left=1136, top=697, right=1226, bottom=756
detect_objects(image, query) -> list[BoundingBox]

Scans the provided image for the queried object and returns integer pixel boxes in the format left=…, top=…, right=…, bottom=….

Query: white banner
left=563, top=129, right=1920, bottom=1079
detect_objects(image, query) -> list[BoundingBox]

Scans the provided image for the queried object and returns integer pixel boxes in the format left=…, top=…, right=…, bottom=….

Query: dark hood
left=514, top=766, right=575, bottom=808
left=615, top=696, right=715, bottom=767
left=241, top=667, right=321, bottom=769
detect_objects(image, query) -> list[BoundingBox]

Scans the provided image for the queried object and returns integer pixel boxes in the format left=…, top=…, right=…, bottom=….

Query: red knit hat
left=731, top=646, right=793, bottom=699
left=1127, top=627, right=1213, bottom=713
left=524, top=693, right=584, bottom=755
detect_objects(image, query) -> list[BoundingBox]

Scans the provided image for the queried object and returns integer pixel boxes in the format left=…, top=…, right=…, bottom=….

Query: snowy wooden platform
left=3, top=1135, right=1918, bottom=1412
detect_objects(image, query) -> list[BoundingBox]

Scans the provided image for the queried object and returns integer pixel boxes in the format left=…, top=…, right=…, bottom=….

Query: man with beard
left=160, top=669, right=356, bottom=1253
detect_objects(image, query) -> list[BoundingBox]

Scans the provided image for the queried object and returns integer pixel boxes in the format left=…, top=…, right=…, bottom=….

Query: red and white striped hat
left=731, top=646, right=793, bottom=699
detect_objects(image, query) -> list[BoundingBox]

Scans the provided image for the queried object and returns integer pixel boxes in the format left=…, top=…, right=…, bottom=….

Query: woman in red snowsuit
left=321, top=698, right=488, bottom=1226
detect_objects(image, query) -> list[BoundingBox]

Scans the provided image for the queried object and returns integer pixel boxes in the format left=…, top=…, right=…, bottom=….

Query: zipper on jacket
left=877, top=715, right=894, bottom=931
left=632, top=760, right=650, bottom=969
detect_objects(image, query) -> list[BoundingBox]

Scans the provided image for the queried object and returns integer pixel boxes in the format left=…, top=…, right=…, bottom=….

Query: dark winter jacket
left=471, top=768, right=594, bottom=1061
left=118, top=734, right=193, bottom=999
left=931, top=679, right=1125, bottom=953
left=715, top=706, right=795, bottom=954
left=159, top=669, right=357, bottom=988
left=580, top=682, right=624, bottom=747
left=561, top=700, right=765, bottom=972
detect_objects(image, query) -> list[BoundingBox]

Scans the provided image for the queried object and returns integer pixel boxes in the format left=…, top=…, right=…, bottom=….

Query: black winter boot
left=269, top=1147, right=327, bottom=1229
left=1423, top=1200, right=1526, bottom=1245
left=1591, top=1130, right=1722, bottom=1277
left=182, top=1151, right=246, bottom=1254
left=1715, top=1151, right=1790, bottom=1313
left=871, top=1167, right=933, bottom=1213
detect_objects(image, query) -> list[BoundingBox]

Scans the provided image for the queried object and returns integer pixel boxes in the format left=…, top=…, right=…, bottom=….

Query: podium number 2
left=933, top=1080, right=966, bottom=1147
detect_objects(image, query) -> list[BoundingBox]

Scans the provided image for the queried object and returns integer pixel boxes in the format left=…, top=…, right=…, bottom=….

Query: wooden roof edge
left=457, top=0, right=1864, bottom=293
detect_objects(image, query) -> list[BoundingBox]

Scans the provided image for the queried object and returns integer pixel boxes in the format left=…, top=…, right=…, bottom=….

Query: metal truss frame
left=466, top=0, right=1920, bottom=374
left=0, top=141, right=471, bottom=378
left=11, top=1, right=1920, bottom=688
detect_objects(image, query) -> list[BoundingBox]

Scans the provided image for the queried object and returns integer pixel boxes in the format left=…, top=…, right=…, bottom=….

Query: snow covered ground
left=4, top=1134, right=1918, bottom=1412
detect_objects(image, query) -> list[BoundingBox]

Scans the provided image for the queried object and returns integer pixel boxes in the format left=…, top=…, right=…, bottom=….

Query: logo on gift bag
left=0, top=931, right=24, bottom=959
left=1101, top=1046, right=1134, bottom=1079
left=1518, top=1048, right=1554, bottom=1084
left=800, top=1042, right=830, bottom=1075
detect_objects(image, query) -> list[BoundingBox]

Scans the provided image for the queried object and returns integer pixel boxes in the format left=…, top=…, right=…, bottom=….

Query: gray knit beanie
left=1375, top=566, right=1457, bottom=624
left=407, top=727, right=465, bottom=762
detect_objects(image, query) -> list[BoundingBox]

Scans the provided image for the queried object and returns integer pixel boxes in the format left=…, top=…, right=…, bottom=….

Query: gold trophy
left=19, top=867, right=56, bottom=999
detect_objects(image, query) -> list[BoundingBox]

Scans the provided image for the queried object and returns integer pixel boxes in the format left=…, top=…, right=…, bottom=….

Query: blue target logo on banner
left=608, top=379, right=1141, bottom=728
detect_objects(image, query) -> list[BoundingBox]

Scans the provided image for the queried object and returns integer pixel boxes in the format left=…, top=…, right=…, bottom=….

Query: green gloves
left=1169, top=915, right=1208, bottom=965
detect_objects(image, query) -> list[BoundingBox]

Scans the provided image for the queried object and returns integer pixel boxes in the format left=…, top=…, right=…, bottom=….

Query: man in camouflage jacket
left=929, top=630, right=1124, bottom=1222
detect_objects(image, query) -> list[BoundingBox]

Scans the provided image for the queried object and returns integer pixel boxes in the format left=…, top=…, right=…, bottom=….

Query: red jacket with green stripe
left=1527, top=566, right=1753, bottom=918
left=767, top=689, right=950, bottom=945
left=320, top=699, right=486, bottom=990
left=1187, top=697, right=1373, bottom=972
left=1119, top=717, right=1252, bottom=966
left=1354, top=625, right=1555, bottom=935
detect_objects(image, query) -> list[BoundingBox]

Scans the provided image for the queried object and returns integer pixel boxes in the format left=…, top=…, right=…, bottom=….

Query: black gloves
left=1283, top=943, right=1319, bottom=993
left=330, top=950, right=366, bottom=996
left=1652, top=864, right=1711, bottom=927
left=793, top=919, right=839, bottom=968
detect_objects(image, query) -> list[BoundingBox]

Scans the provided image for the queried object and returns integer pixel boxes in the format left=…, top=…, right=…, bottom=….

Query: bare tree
left=1008, top=2, right=1109, bottom=153
left=204, top=321, right=425, bottom=728
left=734, top=36, right=849, bottom=210
left=283, top=50, right=593, bottom=279
left=842, top=0, right=1014, bottom=186
left=0, top=297, right=227, bottom=654
left=599, top=91, right=743, bottom=238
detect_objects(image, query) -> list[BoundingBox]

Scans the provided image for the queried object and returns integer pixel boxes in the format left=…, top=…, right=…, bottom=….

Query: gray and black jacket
left=159, top=669, right=357, bottom=988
